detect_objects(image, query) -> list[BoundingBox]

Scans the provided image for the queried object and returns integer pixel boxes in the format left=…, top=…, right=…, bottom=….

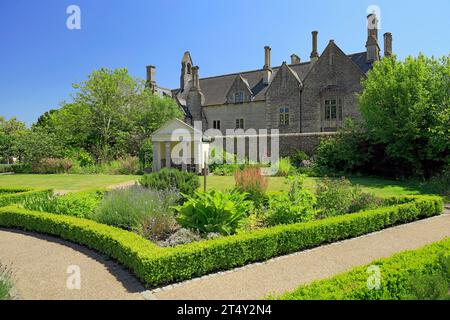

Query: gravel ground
left=0, top=229, right=144, bottom=300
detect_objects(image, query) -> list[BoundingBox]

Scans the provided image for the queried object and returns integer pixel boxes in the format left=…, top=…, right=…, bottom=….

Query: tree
left=0, top=117, right=27, bottom=163
left=70, top=68, right=182, bottom=162
left=358, top=54, right=450, bottom=177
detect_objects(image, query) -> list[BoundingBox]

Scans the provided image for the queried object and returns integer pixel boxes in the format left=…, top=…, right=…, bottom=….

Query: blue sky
left=0, top=0, right=449, bottom=125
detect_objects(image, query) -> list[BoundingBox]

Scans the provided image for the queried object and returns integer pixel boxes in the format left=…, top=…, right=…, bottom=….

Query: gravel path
left=0, top=229, right=145, bottom=300
left=151, top=209, right=450, bottom=300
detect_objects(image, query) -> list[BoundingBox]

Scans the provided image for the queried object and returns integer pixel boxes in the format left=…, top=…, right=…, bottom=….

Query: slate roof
left=174, top=51, right=373, bottom=107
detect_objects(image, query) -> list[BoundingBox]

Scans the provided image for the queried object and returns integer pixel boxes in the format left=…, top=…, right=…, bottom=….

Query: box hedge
left=0, top=187, right=52, bottom=208
left=0, top=195, right=443, bottom=287
left=275, top=237, right=450, bottom=300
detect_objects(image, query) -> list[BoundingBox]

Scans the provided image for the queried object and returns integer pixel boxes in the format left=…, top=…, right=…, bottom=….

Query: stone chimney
left=146, top=65, right=156, bottom=91
left=192, top=66, right=200, bottom=90
left=366, top=13, right=380, bottom=61
left=290, top=54, right=301, bottom=64
left=384, top=32, right=393, bottom=57
left=263, top=46, right=273, bottom=85
left=310, top=31, right=319, bottom=62
left=263, top=46, right=272, bottom=70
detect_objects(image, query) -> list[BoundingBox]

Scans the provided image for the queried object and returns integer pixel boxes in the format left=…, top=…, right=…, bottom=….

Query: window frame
left=279, top=107, right=290, bottom=126
left=235, top=118, right=244, bottom=129
left=234, top=91, right=245, bottom=104
left=212, top=120, right=221, bottom=130
left=324, top=98, right=342, bottom=121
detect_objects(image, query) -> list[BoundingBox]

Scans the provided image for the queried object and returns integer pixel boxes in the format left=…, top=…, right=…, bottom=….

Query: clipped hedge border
left=0, top=187, right=52, bottom=208
left=0, top=195, right=443, bottom=287
left=275, top=237, right=450, bottom=300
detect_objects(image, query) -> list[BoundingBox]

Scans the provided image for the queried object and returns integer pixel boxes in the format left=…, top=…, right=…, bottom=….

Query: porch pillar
left=165, top=142, right=171, bottom=168
left=152, top=142, right=160, bottom=172
left=194, top=141, right=202, bottom=174
left=181, top=140, right=188, bottom=172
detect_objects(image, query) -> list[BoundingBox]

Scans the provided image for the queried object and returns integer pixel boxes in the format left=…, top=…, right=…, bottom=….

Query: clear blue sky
left=1, top=0, right=449, bottom=125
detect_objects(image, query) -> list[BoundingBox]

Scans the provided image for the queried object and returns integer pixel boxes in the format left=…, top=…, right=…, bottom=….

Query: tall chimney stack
left=263, top=46, right=272, bottom=70
left=192, top=66, right=200, bottom=90
left=384, top=32, right=393, bottom=57
left=310, top=31, right=319, bottom=62
left=146, top=65, right=156, bottom=91
left=366, top=13, right=380, bottom=61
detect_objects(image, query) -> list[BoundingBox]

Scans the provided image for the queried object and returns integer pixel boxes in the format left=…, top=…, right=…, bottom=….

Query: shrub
left=0, top=195, right=442, bottom=287
left=291, top=150, right=310, bottom=168
left=420, top=166, right=450, bottom=197
left=212, top=164, right=242, bottom=176
left=159, top=228, right=201, bottom=247
left=265, top=176, right=316, bottom=226
left=234, top=166, right=268, bottom=205
left=21, top=189, right=104, bottom=218
left=275, top=238, right=450, bottom=300
left=0, top=188, right=52, bottom=208
left=315, top=177, right=381, bottom=218
left=116, top=156, right=140, bottom=175
left=315, top=120, right=369, bottom=175
left=274, top=157, right=295, bottom=177
left=0, top=164, right=13, bottom=174
left=174, top=189, right=252, bottom=236
left=11, top=163, right=32, bottom=174
left=139, top=168, right=200, bottom=197
left=34, top=158, right=73, bottom=174
left=91, top=186, right=179, bottom=240
left=0, top=263, right=13, bottom=300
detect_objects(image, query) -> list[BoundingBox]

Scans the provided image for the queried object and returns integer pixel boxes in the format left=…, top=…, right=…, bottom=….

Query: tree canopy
left=358, top=54, right=449, bottom=177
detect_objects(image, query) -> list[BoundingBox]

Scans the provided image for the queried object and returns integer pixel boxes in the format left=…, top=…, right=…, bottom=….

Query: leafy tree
left=359, top=54, right=450, bottom=177
left=0, top=117, right=27, bottom=163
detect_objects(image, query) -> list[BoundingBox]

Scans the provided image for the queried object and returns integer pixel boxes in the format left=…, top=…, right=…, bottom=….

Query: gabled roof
left=174, top=44, right=373, bottom=107
left=151, top=118, right=209, bottom=142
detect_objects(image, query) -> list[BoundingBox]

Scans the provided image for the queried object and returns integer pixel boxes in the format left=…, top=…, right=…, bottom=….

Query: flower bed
left=274, top=237, right=450, bottom=300
left=0, top=195, right=442, bottom=287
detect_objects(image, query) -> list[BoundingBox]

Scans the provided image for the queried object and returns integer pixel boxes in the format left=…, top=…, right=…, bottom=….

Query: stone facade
left=148, top=14, right=392, bottom=155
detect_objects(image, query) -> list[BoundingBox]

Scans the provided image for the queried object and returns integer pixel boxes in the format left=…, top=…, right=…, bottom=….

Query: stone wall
left=210, top=132, right=336, bottom=160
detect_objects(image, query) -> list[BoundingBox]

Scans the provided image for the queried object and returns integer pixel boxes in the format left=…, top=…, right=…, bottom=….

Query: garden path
left=150, top=205, right=450, bottom=300
left=0, top=229, right=145, bottom=300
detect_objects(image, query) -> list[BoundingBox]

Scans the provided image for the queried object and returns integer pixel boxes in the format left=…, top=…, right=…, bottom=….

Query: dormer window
left=234, top=91, right=244, bottom=104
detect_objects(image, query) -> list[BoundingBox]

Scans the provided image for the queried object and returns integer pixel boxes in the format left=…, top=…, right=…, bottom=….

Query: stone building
left=150, top=14, right=393, bottom=171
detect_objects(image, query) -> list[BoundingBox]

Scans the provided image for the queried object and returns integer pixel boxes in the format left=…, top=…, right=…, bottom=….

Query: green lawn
left=0, top=174, right=140, bottom=192
left=0, top=174, right=431, bottom=199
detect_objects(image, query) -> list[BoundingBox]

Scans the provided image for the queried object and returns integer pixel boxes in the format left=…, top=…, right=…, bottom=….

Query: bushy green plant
left=234, top=166, right=268, bottom=206
left=265, top=175, right=316, bottom=226
left=174, top=189, right=252, bottom=236
left=316, top=177, right=381, bottom=218
left=116, top=156, right=140, bottom=175
left=420, top=166, right=450, bottom=197
left=274, top=157, right=295, bottom=177
left=34, top=157, right=73, bottom=174
left=91, top=186, right=179, bottom=240
left=0, top=263, right=13, bottom=300
left=212, top=163, right=242, bottom=176
left=0, top=188, right=52, bottom=208
left=139, top=168, right=199, bottom=197
left=291, top=150, right=310, bottom=168
left=21, top=189, right=104, bottom=218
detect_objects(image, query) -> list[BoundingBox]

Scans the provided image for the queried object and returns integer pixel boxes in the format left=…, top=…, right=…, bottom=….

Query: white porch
left=151, top=118, right=210, bottom=173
